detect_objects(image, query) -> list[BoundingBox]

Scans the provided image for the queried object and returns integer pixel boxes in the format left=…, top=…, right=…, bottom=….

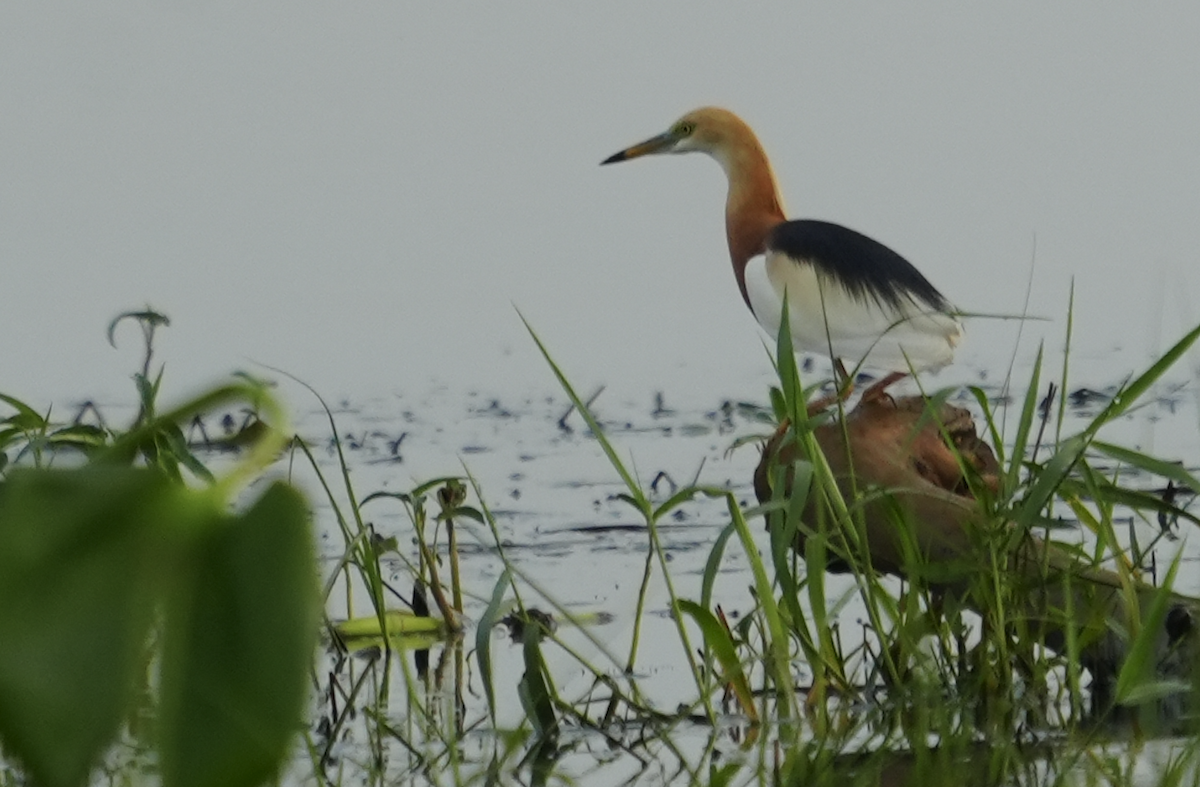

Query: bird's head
left=601, top=107, right=749, bottom=171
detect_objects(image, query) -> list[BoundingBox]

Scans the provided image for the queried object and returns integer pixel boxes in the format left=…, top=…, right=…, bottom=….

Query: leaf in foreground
left=158, top=482, right=319, bottom=787
left=0, top=468, right=169, bottom=787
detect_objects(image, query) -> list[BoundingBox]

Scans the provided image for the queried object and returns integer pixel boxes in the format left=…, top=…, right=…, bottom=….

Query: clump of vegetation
left=2, top=305, right=1198, bottom=787
left=0, top=310, right=318, bottom=787
left=305, top=309, right=1200, bottom=786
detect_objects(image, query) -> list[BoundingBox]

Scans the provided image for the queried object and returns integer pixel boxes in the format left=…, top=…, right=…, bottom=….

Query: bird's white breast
left=743, top=251, right=962, bottom=373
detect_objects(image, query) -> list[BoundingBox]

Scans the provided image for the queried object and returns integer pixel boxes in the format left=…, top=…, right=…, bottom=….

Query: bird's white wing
left=745, top=251, right=961, bottom=372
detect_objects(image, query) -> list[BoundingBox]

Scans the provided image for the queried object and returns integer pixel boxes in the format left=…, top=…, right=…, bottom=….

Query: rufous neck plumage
left=712, top=118, right=787, bottom=307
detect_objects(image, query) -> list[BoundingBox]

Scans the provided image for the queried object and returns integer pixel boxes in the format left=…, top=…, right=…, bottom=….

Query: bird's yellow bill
left=601, top=130, right=675, bottom=165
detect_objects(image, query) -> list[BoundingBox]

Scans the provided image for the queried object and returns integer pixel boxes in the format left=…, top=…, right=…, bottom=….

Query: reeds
left=2, top=304, right=1199, bottom=787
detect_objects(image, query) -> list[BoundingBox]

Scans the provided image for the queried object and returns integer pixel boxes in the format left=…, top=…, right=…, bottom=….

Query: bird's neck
left=721, top=142, right=787, bottom=308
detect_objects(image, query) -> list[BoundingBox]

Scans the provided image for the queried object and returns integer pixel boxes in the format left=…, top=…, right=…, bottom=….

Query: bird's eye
left=674, top=122, right=695, bottom=137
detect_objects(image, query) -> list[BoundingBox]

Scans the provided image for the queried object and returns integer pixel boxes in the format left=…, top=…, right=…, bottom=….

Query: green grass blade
left=477, top=569, right=511, bottom=726
left=700, top=521, right=738, bottom=612
left=0, top=392, right=46, bottom=426
left=1090, top=440, right=1200, bottom=492
left=1015, top=435, right=1087, bottom=527
left=1005, top=344, right=1044, bottom=494
left=1055, top=280, right=1075, bottom=445
left=519, top=312, right=646, bottom=508
left=677, top=600, right=759, bottom=723
left=1114, top=551, right=1182, bottom=706
left=1055, top=477, right=1200, bottom=529
left=967, top=385, right=1007, bottom=472
left=727, top=494, right=793, bottom=719
left=1089, top=321, right=1200, bottom=432
left=518, top=625, right=559, bottom=740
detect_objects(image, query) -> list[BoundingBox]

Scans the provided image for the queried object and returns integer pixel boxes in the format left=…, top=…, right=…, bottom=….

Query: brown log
left=753, top=395, right=1196, bottom=694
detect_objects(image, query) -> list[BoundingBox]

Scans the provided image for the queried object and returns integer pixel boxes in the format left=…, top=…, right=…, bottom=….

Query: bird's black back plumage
left=766, top=220, right=951, bottom=313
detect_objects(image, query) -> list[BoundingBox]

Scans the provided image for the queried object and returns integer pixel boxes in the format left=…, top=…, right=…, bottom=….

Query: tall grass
left=3, top=305, right=1199, bottom=787
left=327, top=308, right=1195, bottom=783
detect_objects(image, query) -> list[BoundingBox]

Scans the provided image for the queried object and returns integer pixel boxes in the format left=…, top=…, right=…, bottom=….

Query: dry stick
left=417, top=538, right=459, bottom=631
left=436, top=481, right=467, bottom=614
left=447, top=518, right=464, bottom=614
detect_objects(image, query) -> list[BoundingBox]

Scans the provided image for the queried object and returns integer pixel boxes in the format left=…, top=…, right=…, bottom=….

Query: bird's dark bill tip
left=600, top=150, right=628, bottom=166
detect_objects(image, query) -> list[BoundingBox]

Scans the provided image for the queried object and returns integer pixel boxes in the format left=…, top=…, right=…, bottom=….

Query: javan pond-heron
left=602, top=106, right=962, bottom=400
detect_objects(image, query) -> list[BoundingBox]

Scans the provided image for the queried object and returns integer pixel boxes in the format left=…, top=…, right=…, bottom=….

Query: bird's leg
left=801, top=391, right=839, bottom=416
left=799, top=360, right=855, bottom=416
left=766, top=418, right=792, bottom=453
left=859, top=371, right=907, bottom=405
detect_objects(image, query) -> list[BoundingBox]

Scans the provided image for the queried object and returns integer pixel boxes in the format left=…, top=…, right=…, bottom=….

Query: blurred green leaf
left=768, top=386, right=786, bottom=423
left=47, top=423, right=109, bottom=448
left=1055, top=476, right=1200, bottom=529
left=107, top=309, right=171, bottom=348
left=445, top=505, right=484, bottom=524
left=159, top=421, right=216, bottom=484
left=708, top=760, right=744, bottom=787
left=0, top=392, right=44, bottom=423
left=158, top=482, right=318, bottom=787
left=0, top=467, right=172, bottom=787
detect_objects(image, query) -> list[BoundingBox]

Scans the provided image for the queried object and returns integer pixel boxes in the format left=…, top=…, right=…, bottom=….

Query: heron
left=602, top=107, right=962, bottom=402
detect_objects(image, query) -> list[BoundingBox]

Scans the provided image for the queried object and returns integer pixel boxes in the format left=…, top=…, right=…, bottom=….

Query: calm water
left=286, top=346, right=1200, bottom=784
left=7, top=5, right=1200, bottom=782
left=3, top=337, right=1196, bottom=784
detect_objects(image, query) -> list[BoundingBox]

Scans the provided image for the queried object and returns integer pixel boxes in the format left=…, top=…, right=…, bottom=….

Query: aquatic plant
left=2, top=301, right=1199, bottom=787
left=0, top=310, right=318, bottom=787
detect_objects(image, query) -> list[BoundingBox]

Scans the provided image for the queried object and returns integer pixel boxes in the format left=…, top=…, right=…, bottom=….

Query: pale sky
left=3, top=3, right=1199, bottom=409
